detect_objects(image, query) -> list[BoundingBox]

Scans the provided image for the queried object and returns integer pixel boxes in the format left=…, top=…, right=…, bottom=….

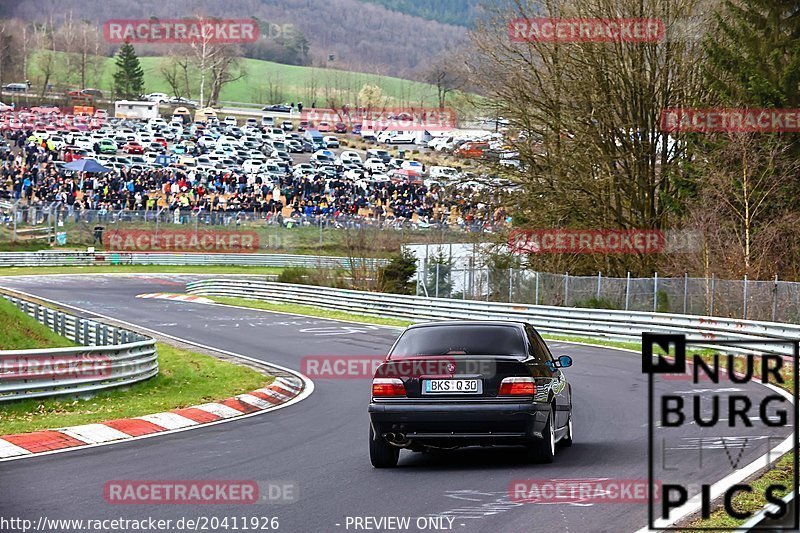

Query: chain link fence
left=415, top=262, right=799, bottom=324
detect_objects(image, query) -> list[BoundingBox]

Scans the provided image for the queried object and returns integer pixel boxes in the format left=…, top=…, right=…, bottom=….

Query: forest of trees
left=359, top=0, right=482, bottom=27
left=469, top=0, right=800, bottom=280
left=5, top=0, right=468, bottom=77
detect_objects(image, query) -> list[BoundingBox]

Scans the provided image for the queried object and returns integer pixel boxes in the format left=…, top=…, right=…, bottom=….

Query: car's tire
left=528, top=407, right=556, bottom=464
left=369, top=426, right=399, bottom=468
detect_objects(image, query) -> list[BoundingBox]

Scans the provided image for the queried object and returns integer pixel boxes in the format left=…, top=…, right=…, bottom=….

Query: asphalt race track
left=0, top=275, right=791, bottom=533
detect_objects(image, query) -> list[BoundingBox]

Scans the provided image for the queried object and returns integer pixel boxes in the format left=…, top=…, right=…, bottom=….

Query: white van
left=377, top=130, right=416, bottom=144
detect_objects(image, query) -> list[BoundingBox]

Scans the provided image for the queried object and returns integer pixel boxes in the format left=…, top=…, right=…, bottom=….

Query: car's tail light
left=372, top=378, right=406, bottom=397
left=498, top=377, right=536, bottom=396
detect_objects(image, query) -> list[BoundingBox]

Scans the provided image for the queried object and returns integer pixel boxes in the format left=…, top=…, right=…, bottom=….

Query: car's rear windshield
left=389, top=325, right=526, bottom=358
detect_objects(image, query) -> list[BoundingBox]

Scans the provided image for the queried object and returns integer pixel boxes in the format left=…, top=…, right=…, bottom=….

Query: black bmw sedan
left=368, top=321, right=574, bottom=467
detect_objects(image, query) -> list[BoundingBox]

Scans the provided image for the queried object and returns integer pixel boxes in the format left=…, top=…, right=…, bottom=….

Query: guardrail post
left=508, top=268, right=513, bottom=302
left=535, top=271, right=539, bottom=305
left=625, top=272, right=630, bottom=311
left=102, top=324, right=108, bottom=346
left=83, top=320, right=90, bottom=345
left=653, top=272, right=659, bottom=312
left=564, top=272, right=569, bottom=306
left=743, top=274, right=748, bottom=319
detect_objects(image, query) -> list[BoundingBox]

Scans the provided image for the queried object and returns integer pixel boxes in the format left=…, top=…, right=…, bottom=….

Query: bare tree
left=469, top=0, right=709, bottom=275
left=424, top=57, right=465, bottom=110
left=34, top=19, right=58, bottom=97
left=690, top=133, right=799, bottom=277
left=160, top=53, right=193, bottom=98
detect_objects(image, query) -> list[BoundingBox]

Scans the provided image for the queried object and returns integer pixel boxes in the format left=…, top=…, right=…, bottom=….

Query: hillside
left=360, top=0, right=482, bottom=27
left=28, top=53, right=444, bottom=107
left=8, top=0, right=468, bottom=77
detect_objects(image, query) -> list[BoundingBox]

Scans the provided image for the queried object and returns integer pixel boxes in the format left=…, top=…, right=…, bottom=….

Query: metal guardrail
left=185, top=280, right=800, bottom=357
left=187, top=279, right=799, bottom=530
left=0, top=252, right=386, bottom=269
left=0, top=293, right=158, bottom=401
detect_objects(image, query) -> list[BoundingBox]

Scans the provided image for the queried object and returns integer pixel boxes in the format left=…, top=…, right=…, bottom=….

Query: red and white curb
left=0, top=376, right=303, bottom=460
left=136, top=292, right=214, bottom=304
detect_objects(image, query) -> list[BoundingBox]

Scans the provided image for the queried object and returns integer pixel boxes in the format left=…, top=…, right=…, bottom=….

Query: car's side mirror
left=554, top=355, right=573, bottom=368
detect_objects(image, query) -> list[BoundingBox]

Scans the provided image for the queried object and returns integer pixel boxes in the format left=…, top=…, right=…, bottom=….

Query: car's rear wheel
left=369, top=426, right=399, bottom=468
left=528, top=407, right=555, bottom=464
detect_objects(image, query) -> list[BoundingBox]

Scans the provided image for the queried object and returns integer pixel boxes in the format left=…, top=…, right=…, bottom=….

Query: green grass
left=681, top=453, right=794, bottom=531
left=0, top=343, right=272, bottom=434
left=29, top=52, right=444, bottom=107
left=0, top=294, right=273, bottom=434
left=0, top=265, right=284, bottom=276
left=0, top=297, right=76, bottom=350
left=208, top=296, right=413, bottom=327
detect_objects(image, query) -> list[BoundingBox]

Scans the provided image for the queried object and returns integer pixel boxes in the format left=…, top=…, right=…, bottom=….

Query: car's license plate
left=424, top=379, right=481, bottom=394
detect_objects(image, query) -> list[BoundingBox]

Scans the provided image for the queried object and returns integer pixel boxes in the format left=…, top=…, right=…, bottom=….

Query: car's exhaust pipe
left=385, top=432, right=411, bottom=447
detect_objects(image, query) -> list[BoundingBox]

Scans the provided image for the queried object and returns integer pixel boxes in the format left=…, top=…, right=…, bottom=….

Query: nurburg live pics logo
left=642, top=333, right=799, bottom=530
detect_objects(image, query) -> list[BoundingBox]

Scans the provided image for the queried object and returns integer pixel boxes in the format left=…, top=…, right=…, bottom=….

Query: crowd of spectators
left=0, top=127, right=509, bottom=231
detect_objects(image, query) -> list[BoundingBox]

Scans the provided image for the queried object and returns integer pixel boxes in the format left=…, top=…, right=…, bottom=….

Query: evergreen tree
left=112, top=41, right=144, bottom=100
left=704, top=0, right=800, bottom=107
left=377, top=250, right=417, bottom=294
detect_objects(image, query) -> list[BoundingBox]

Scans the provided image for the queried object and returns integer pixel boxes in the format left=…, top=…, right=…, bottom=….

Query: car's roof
left=405, top=320, right=527, bottom=330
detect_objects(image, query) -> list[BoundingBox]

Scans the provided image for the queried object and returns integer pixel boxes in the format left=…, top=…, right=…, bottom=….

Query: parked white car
left=364, top=158, right=386, bottom=173
left=335, top=150, right=362, bottom=165
left=323, top=135, right=340, bottom=148
left=242, top=159, right=264, bottom=174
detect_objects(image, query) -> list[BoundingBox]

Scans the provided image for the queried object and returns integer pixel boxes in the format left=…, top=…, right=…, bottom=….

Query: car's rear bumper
left=369, top=400, right=551, bottom=444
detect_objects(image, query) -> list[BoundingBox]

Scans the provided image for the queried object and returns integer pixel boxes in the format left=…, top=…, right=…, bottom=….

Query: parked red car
left=123, top=141, right=145, bottom=154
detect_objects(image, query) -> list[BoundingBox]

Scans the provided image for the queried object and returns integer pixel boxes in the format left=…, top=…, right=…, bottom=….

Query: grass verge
left=0, top=297, right=76, bottom=350
left=0, top=265, right=284, bottom=276
left=208, top=296, right=412, bottom=327
left=0, top=297, right=274, bottom=435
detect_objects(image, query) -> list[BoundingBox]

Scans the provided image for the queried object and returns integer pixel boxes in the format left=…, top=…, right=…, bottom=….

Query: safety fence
left=0, top=291, right=158, bottom=401
left=0, top=251, right=386, bottom=269
left=186, top=279, right=800, bottom=358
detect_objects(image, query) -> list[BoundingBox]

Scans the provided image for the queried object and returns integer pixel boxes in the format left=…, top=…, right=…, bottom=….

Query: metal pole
left=564, top=272, right=569, bottom=306
left=462, top=267, right=466, bottom=300
left=596, top=271, right=602, bottom=300
left=743, top=274, right=748, bottom=319
left=435, top=262, right=439, bottom=298
left=653, top=272, right=659, bottom=312
left=683, top=272, right=688, bottom=314
left=12, top=199, right=17, bottom=241
left=710, top=273, right=716, bottom=316
left=535, top=271, right=539, bottom=305
left=508, top=267, right=513, bottom=302
left=625, top=272, right=631, bottom=311
left=772, top=274, right=779, bottom=322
